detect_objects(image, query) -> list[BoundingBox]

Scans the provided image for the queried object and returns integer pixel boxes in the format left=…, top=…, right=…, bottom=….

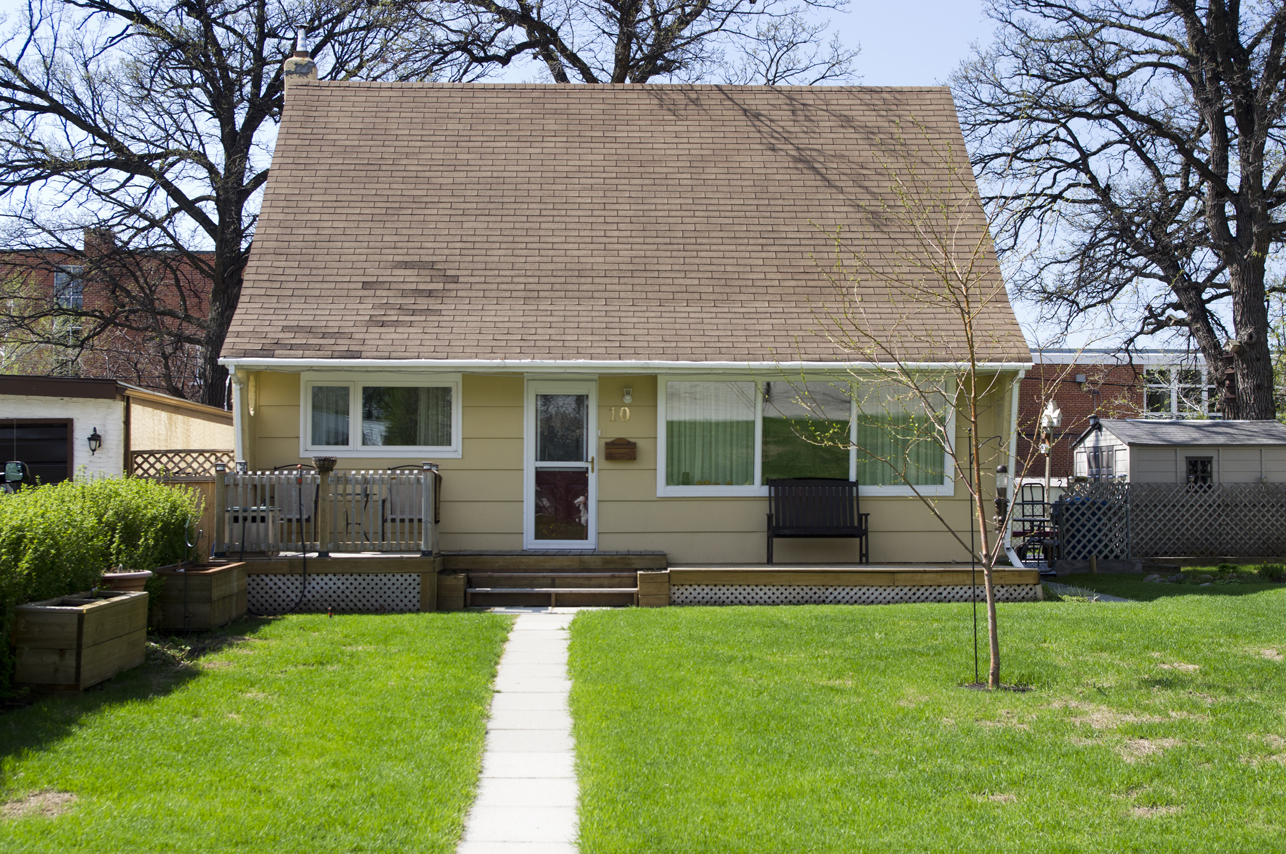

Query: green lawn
left=1062, top=564, right=1285, bottom=601
left=0, top=612, right=511, bottom=853
left=569, top=594, right=1286, bottom=853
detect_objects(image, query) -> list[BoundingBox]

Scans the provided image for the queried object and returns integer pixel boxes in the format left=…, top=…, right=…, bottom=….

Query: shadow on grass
left=1062, top=572, right=1285, bottom=602
left=0, top=615, right=278, bottom=779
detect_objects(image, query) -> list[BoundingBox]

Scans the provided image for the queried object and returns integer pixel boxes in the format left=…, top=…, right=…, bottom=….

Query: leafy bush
left=0, top=477, right=199, bottom=694
left=1257, top=563, right=1286, bottom=583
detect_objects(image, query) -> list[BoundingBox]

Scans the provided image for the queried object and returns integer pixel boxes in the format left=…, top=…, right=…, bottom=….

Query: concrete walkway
left=458, top=609, right=578, bottom=854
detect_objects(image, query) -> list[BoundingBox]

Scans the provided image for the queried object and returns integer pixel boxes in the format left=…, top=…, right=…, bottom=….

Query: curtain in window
left=854, top=413, right=943, bottom=486
left=311, top=386, right=350, bottom=446
left=666, top=382, right=755, bottom=486
left=761, top=381, right=851, bottom=481
left=362, top=387, right=451, bottom=446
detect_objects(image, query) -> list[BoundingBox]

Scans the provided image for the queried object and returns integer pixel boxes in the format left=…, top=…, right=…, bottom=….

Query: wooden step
left=466, top=587, right=639, bottom=607
left=444, top=551, right=666, bottom=572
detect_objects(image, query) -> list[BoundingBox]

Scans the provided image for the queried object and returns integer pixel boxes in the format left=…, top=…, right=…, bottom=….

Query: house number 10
left=610, top=407, right=631, bottom=422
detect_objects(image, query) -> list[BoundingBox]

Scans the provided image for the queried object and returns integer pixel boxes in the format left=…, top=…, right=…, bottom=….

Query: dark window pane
left=362, top=386, right=451, bottom=446
left=54, top=268, right=83, bottom=310
left=537, top=395, right=587, bottom=462
left=534, top=468, right=588, bottom=540
left=311, top=386, right=349, bottom=446
left=761, top=381, right=851, bottom=481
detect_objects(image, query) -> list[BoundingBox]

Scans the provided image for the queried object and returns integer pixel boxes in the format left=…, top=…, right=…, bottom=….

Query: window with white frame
left=54, top=267, right=84, bottom=310
left=300, top=374, right=461, bottom=457
left=658, top=376, right=953, bottom=497
left=1144, top=365, right=1216, bottom=418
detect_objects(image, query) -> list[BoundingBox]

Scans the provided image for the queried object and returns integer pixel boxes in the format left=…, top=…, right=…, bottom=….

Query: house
left=0, top=374, right=233, bottom=484
left=1071, top=418, right=1286, bottom=484
left=218, top=78, right=1032, bottom=566
left=1015, top=348, right=1215, bottom=484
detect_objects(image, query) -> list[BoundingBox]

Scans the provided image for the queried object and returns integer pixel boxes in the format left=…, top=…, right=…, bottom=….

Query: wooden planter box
left=12, top=590, right=148, bottom=691
left=153, top=562, right=247, bottom=631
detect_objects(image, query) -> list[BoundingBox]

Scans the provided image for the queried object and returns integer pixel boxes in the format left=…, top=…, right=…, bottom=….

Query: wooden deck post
left=213, top=462, right=227, bottom=557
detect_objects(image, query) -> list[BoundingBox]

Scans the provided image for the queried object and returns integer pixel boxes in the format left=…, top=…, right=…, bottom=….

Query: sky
left=839, top=0, right=993, bottom=87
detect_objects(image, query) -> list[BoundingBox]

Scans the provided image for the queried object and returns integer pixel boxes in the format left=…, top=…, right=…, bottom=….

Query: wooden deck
left=234, top=554, right=1040, bottom=611
left=667, top=564, right=1040, bottom=587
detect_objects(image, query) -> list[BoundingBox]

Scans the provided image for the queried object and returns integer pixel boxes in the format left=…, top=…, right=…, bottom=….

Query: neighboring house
left=1071, top=418, right=1286, bottom=484
left=0, top=230, right=211, bottom=399
left=1016, top=349, right=1215, bottom=483
left=0, top=375, right=233, bottom=484
left=218, top=81, right=1031, bottom=565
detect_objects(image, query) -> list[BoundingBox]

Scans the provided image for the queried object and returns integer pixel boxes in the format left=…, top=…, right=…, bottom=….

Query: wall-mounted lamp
left=622, top=388, right=633, bottom=404
left=88, top=427, right=103, bottom=456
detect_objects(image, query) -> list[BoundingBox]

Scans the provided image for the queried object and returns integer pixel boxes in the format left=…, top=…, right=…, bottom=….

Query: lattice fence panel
left=1129, top=483, right=1286, bottom=558
left=248, top=573, right=419, bottom=614
left=670, top=584, right=1040, bottom=606
left=132, top=449, right=234, bottom=479
left=1056, top=481, right=1130, bottom=560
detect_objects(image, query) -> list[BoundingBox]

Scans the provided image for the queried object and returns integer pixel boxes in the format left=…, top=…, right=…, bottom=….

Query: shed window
left=1186, top=456, right=1213, bottom=486
left=1086, top=447, right=1115, bottom=480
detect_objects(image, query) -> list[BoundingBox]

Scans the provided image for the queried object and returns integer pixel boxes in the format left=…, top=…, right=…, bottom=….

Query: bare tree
left=453, top=0, right=858, bottom=84
left=780, top=124, right=1041, bottom=689
left=0, top=0, right=487, bottom=404
left=953, top=1, right=1286, bottom=420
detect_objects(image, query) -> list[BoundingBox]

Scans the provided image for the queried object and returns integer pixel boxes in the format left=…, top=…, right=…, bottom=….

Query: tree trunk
left=1229, top=259, right=1276, bottom=419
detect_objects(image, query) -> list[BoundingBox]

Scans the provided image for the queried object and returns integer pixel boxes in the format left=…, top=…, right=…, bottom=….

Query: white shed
left=1072, top=418, right=1286, bottom=485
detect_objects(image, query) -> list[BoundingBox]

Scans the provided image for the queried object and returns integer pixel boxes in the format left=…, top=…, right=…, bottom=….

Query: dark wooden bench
left=767, top=478, right=869, bottom=564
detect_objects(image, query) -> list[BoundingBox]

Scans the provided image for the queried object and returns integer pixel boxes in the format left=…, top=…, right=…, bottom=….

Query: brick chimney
left=283, top=34, right=317, bottom=90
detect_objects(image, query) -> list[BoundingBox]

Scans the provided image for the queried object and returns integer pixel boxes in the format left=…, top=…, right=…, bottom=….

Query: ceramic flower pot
left=100, top=570, right=154, bottom=593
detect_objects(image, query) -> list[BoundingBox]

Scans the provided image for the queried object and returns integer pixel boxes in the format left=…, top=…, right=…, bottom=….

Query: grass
left=569, top=594, right=1286, bottom=853
left=0, top=612, right=512, bottom=853
left=1064, top=564, right=1286, bottom=602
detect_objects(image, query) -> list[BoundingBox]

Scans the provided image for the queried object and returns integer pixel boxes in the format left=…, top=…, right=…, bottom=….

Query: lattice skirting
left=248, top=573, right=420, bottom=614
left=670, top=584, right=1042, bottom=606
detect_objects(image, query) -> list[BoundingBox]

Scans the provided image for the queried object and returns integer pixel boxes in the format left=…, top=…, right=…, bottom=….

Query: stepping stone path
left=458, top=610, right=578, bottom=853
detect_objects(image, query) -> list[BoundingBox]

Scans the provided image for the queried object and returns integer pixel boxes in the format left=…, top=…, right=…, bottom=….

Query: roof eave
left=219, top=357, right=1035, bottom=374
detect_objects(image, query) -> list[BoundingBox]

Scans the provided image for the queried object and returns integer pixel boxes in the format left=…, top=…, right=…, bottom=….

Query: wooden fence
left=1056, top=481, right=1286, bottom=559
left=130, top=449, right=233, bottom=560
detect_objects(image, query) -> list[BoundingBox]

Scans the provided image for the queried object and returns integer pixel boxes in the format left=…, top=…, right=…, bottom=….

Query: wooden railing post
left=213, top=462, right=228, bottom=557
left=421, top=461, right=439, bottom=557
left=313, top=457, right=337, bottom=557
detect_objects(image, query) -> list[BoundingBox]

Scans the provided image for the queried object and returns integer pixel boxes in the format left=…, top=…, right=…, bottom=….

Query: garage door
left=0, top=420, right=73, bottom=485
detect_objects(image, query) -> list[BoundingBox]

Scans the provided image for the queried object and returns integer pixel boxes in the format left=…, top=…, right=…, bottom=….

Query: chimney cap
left=293, top=32, right=310, bottom=57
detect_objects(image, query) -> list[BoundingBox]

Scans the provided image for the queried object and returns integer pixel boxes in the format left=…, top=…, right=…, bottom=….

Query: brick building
left=0, top=230, right=212, bottom=400
left=1016, top=348, right=1214, bottom=481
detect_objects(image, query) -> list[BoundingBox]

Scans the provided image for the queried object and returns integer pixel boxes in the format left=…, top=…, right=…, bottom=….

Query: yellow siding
left=245, top=369, right=1019, bottom=563
left=128, top=397, right=233, bottom=451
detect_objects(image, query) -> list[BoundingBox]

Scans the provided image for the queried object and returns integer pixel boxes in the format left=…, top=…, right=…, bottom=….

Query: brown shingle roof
left=224, top=83, right=1030, bottom=364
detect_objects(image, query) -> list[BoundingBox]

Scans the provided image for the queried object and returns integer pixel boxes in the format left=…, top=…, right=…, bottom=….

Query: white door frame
left=524, top=378, right=598, bottom=550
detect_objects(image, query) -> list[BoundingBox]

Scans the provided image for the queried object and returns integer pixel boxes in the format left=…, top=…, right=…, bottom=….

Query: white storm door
left=524, top=380, right=598, bottom=550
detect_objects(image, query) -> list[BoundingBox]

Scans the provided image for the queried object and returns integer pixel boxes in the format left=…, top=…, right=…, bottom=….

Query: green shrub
left=1257, top=563, right=1286, bottom=583
left=0, top=477, right=199, bottom=694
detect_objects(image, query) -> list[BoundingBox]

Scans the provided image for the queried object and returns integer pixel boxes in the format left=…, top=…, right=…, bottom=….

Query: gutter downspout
left=1004, top=368, right=1025, bottom=569
left=230, top=369, right=246, bottom=465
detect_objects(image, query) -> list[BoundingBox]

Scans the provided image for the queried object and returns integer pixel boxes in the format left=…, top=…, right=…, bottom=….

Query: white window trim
left=656, top=374, right=956, bottom=498
left=299, top=372, right=462, bottom=459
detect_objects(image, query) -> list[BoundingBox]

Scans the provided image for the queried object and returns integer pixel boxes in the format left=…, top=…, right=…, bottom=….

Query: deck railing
left=214, top=463, right=440, bottom=556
